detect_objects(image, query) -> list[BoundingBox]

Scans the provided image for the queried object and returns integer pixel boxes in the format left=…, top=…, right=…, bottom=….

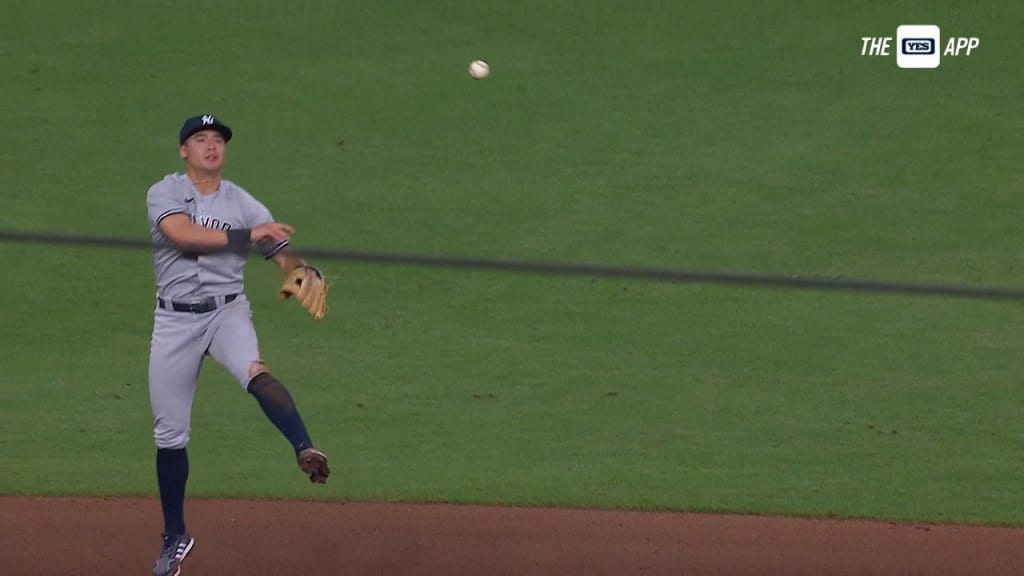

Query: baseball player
left=147, top=114, right=331, bottom=576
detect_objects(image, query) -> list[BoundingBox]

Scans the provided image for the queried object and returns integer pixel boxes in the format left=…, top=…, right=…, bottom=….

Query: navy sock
left=156, top=447, right=189, bottom=535
left=247, top=373, right=314, bottom=455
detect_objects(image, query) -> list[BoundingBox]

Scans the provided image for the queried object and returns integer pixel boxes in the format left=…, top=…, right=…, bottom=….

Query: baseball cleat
left=153, top=532, right=194, bottom=576
left=298, top=447, right=330, bottom=484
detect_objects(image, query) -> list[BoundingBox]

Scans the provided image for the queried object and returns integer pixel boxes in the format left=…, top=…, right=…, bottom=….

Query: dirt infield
left=1, top=497, right=1022, bottom=575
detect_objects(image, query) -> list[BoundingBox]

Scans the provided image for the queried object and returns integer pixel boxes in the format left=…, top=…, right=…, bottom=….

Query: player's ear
left=179, top=145, right=188, bottom=160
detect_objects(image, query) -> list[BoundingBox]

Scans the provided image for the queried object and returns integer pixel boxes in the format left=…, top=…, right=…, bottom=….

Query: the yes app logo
left=897, top=25, right=941, bottom=68
left=861, top=25, right=979, bottom=68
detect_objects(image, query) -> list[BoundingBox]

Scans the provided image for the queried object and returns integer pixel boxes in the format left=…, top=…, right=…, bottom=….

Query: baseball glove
left=279, top=265, right=328, bottom=320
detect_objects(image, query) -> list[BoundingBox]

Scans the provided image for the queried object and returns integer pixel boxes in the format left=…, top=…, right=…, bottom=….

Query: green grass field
left=1, top=1, right=1022, bottom=526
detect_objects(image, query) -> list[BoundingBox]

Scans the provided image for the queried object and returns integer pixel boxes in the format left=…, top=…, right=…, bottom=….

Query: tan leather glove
left=279, top=265, right=328, bottom=320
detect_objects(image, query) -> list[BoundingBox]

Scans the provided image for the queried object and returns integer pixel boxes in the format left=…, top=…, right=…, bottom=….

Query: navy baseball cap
left=179, top=114, right=233, bottom=145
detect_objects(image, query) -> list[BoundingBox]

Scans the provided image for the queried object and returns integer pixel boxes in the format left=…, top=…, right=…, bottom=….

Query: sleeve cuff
left=260, top=239, right=290, bottom=259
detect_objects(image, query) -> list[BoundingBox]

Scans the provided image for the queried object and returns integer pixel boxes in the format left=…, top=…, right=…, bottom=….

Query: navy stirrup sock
left=156, top=447, right=189, bottom=535
left=247, top=372, right=314, bottom=455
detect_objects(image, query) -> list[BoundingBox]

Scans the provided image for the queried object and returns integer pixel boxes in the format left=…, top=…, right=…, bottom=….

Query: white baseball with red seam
left=468, top=60, right=490, bottom=79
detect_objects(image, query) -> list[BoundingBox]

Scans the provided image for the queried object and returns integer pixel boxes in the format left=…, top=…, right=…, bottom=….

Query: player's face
left=180, top=130, right=226, bottom=174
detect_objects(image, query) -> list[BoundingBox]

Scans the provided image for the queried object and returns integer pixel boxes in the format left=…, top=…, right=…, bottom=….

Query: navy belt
left=157, top=294, right=238, bottom=314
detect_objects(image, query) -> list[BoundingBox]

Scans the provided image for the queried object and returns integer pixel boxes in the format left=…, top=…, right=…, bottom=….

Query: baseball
left=468, top=60, right=490, bottom=79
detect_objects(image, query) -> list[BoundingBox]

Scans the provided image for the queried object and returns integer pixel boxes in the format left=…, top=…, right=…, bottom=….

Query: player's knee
left=153, top=414, right=190, bottom=449
left=248, top=360, right=269, bottom=380
left=154, top=428, right=189, bottom=450
left=246, top=372, right=296, bottom=412
left=247, top=370, right=276, bottom=395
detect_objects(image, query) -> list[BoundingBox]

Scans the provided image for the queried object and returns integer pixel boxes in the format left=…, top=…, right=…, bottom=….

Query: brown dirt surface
left=1, top=496, right=1022, bottom=575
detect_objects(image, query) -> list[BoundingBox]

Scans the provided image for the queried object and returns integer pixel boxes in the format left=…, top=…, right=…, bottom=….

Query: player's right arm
left=147, top=177, right=292, bottom=252
left=157, top=214, right=293, bottom=251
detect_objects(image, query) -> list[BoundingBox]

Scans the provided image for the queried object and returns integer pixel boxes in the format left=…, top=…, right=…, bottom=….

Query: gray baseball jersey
left=147, top=172, right=288, bottom=299
left=146, top=173, right=286, bottom=449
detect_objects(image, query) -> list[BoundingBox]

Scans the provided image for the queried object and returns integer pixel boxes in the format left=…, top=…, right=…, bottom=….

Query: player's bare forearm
left=158, top=214, right=233, bottom=251
left=159, top=215, right=294, bottom=253
left=272, top=248, right=306, bottom=273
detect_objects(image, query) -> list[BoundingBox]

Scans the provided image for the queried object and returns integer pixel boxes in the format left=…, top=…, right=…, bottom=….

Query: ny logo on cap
left=201, top=115, right=215, bottom=125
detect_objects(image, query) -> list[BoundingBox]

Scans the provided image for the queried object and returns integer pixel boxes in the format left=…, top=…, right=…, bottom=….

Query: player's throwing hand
left=251, top=222, right=294, bottom=244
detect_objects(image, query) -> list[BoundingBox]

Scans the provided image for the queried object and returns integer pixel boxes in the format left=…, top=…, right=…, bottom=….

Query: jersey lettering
left=191, top=214, right=232, bottom=231
left=148, top=173, right=277, bottom=299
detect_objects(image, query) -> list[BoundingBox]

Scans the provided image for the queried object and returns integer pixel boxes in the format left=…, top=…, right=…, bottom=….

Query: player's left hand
left=279, top=265, right=328, bottom=320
